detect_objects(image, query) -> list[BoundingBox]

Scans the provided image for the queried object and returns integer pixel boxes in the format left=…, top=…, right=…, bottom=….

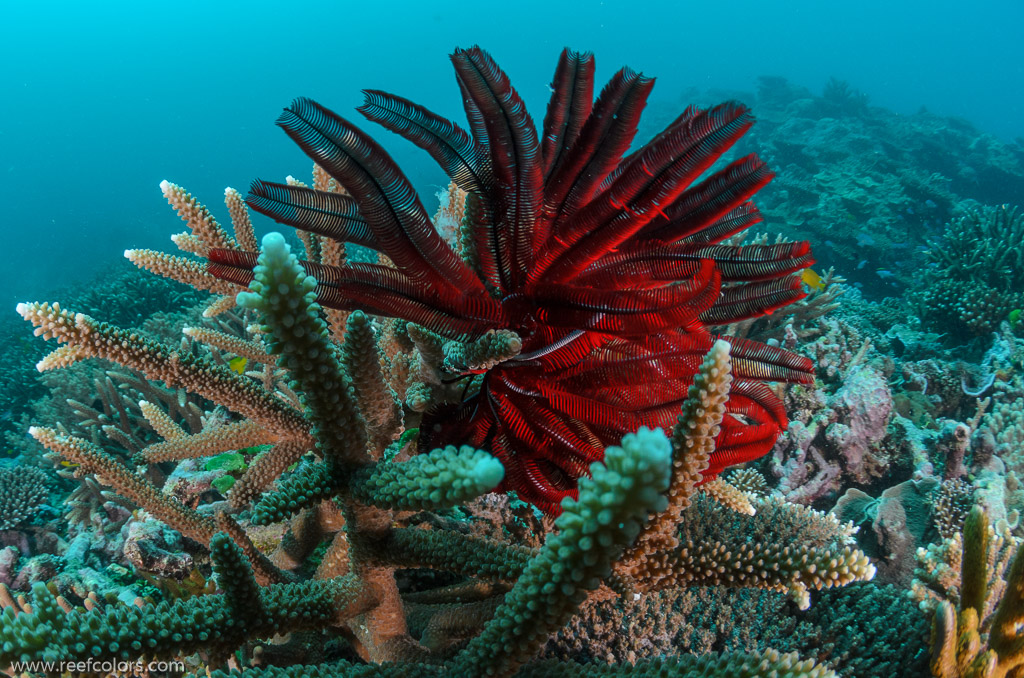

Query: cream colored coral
left=139, top=400, right=186, bottom=441
left=142, top=419, right=277, bottom=463
left=30, top=427, right=216, bottom=544
left=16, top=302, right=309, bottom=440
left=702, top=478, right=756, bottom=515
left=36, top=344, right=89, bottom=371
left=183, top=326, right=275, bottom=365
left=618, top=339, right=732, bottom=584
left=725, top=467, right=770, bottom=497
left=225, top=187, right=258, bottom=253
left=203, top=294, right=238, bottom=318
left=170, top=232, right=206, bottom=256
left=670, top=528, right=875, bottom=609
left=124, top=249, right=240, bottom=296
left=160, top=179, right=236, bottom=255
left=228, top=438, right=309, bottom=509
left=319, top=237, right=350, bottom=344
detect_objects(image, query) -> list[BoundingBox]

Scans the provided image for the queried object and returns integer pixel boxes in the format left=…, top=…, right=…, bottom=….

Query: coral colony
left=1, top=46, right=1022, bottom=678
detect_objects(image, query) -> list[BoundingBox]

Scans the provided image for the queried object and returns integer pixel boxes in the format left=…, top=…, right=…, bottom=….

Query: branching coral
left=927, top=205, right=1024, bottom=292
left=0, top=466, right=49, bottom=530
left=916, top=204, right=1024, bottom=338
left=926, top=506, right=1024, bottom=678
left=933, top=478, right=975, bottom=541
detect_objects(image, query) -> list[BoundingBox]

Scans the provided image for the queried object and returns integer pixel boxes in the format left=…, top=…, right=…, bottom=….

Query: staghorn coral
left=544, top=581, right=930, bottom=677
left=926, top=506, right=1024, bottom=678
left=664, top=495, right=874, bottom=610
left=794, top=583, right=931, bottom=678
left=916, top=278, right=1021, bottom=339
left=725, top=467, right=770, bottom=497
left=926, top=204, right=1024, bottom=292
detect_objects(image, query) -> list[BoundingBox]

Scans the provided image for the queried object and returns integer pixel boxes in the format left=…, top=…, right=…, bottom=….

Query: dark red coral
left=208, top=46, right=815, bottom=513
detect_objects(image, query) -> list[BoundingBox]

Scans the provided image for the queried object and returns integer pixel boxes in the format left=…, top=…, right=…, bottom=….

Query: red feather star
left=208, top=46, right=816, bottom=513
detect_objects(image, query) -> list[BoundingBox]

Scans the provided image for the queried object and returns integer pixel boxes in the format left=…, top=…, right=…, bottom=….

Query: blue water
left=2, top=0, right=1021, bottom=306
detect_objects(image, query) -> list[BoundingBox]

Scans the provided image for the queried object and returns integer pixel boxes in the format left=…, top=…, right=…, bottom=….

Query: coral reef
left=0, top=46, right=890, bottom=677
left=4, top=246, right=866, bottom=674
left=3, top=41, right=1024, bottom=678
left=642, top=75, right=1024, bottom=299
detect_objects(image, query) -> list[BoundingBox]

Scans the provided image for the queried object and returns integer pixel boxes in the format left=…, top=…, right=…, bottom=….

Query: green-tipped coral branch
left=452, top=426, right=672, bottom=677
left=237, top=232, right=368, bottom=468
left=930, top=505, right=1024, bottom=678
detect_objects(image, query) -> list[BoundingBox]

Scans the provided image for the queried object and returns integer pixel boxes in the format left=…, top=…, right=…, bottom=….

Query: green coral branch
left=237, top=232, right=368, bottom=468
left=0, top=575, right=364, bottom=668
left=364, top=527, right=534, bottom=582
left=351, top=445, right=503, bottom=511
left=250, top=460, right=339, bottom=525
left=451, top=426, right=673, bottom=678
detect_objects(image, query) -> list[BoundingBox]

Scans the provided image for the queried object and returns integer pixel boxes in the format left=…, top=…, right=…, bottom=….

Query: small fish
left=228, top=356, right=248, bottom=375
left=876, top=269, right=896, bottom=280
left=60, top=460, right=79, bottom=468
left=801, top=268, right=826, bottom=291
left=857, top=259, right=868, bottom=270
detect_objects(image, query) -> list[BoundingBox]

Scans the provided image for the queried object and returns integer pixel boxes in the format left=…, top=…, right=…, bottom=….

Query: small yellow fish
left=228, top=356, right=248, bottom=375
left=801, top=268, right=826, bottom=292
left=60, top=460, right=79, bottom=468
